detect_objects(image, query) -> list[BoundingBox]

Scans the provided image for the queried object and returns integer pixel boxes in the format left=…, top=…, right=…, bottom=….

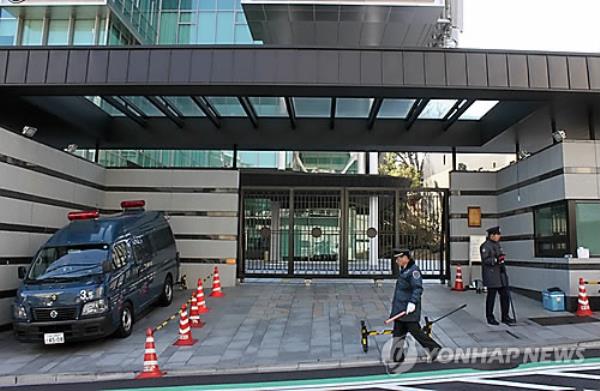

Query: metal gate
left=241, top=187, right=447, bottom=280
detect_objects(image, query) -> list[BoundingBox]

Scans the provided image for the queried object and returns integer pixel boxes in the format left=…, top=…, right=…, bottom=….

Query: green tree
left=379, top=152, right=425, bottom=188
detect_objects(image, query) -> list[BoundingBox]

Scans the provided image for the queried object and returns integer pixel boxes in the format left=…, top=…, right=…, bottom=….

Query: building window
left=73, top=19, right=96, bottom=45
left=575, top=202, right=600, bottom=256
left=533, top=202, right=569, bottom=257
left=0, top=9, right=17, bottom=45
left=47, top=19, right=70, bottom=46
left=22, top=19, right=44, bottom=46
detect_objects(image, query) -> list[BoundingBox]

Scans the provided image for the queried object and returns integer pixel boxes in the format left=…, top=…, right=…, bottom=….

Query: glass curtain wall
left=0, top=7, right=112, bottom=46
left=0, top=9, right=16, bottom=45
left=21, top=18, right=43, bottom=45
left=157, top=0, right=259, bottom=44
left=47, top=19, right=69, bottom=45
left=0, top=1, right=364, bottom=172
left=108, top=0, right=159, bottom=44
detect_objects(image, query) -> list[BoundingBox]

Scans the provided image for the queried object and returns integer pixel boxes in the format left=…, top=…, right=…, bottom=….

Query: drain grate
left=529, top=316, right=600, bottom=326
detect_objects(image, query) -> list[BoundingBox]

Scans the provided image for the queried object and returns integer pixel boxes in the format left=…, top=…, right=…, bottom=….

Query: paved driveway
left=0, top=280, right=598, bottom=379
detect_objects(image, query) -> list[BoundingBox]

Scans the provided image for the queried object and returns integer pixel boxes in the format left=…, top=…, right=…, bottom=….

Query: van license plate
left=44, top=333, right=65, bottom=345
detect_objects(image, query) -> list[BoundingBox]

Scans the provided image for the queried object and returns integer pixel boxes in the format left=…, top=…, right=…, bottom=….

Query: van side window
left=150, top=226, right=174, bottom=252
left=132, top=235, right=152, bottom=262
left=112, top=241, right=129, bottom=269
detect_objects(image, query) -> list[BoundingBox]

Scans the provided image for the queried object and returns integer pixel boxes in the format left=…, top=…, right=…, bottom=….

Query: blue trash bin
left=542, top=288, right=565, bottom=312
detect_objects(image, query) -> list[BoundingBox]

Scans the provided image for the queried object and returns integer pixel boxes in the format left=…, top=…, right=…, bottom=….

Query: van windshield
left=27, top=245, right=109, bottom=282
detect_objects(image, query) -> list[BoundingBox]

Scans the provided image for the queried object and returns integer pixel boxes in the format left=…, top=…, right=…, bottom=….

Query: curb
left=2, top=339, right=600, bottom=387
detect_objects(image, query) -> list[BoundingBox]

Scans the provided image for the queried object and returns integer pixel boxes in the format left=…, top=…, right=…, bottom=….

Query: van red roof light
left=67, top=211, right=100, bottom=221
left=121, top=200, right=146, bottom=209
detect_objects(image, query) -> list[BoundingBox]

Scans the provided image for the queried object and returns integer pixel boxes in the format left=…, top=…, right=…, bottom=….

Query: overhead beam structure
left=0, top=46, right=593, bottom=152
left=191, top=96, right=221, bottom=128
left=102, top=96, right=147, bottom=128
left=147, top=96, right=185, bottom=128
left=284, top=97, right=296, bottom=129
left=238, top=97, right=258, bottom=129
left=367, top=98, right=384, bottom=130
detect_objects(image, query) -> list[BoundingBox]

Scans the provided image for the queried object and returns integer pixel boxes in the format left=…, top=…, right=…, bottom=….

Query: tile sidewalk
left=0, top=280, right=599, bottom=381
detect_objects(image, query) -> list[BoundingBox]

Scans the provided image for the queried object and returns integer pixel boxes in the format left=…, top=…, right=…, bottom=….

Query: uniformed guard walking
left=480, top=226, right=515, bottom=325
left=390, top=248, right=441, bottom=362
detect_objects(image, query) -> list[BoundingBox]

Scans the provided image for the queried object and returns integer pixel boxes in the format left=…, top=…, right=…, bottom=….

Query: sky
left=458, top=0, right=600, bottom=52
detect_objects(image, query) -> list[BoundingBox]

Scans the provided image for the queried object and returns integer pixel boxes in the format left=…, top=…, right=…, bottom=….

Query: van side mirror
left=17, top=266, right=27, bottom=279
left=102, top=260, right=113, bottom=273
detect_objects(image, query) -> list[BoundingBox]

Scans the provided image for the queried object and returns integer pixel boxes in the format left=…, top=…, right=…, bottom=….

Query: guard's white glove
left=406, top=302, right=416, bottom=314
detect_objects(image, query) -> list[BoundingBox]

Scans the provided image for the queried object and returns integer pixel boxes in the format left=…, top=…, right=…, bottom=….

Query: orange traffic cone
left=136, top=328, right=165, bottom=379
left=451, top=265, right=465, bottom=291
left=210, top=266, right=225, bottom=297
left=189, top=295, right=205, bottom=328
left=576, top=277, right=593, bottom=317
left=173, top=303, right=198, bottom=346
left=196, top=278, right=209, bottom=314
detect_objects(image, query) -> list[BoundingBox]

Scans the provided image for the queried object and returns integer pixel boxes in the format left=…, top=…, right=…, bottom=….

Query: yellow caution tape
left=367, top=330, right=393, bottom=336
left=152, top=271, right=214, bottom=332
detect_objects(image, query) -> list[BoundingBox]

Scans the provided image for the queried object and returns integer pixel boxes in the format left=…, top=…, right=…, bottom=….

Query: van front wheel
left=159, top=275, right=173, bottom=307
left=115, top=303, right=133, bottom=338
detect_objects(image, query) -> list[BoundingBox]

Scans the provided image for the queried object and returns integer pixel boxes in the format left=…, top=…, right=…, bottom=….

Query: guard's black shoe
left=428, top=348, right=441, bottom=362
left=502, top=317, right=516, bottom=325
left=487, top=318, right=500, bottom=325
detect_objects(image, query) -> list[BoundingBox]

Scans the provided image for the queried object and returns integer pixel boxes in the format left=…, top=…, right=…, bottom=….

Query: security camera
left=65, top=144, right=78, bottom=153
left=21, top=126, right=37, bottom=137
left=552, top=129, right=566, bottom=143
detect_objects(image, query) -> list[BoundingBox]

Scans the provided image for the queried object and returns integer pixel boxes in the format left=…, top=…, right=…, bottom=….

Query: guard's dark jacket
left=390, top=259, right=423, bottom=322
left=480, top=239, right=507, bottom=288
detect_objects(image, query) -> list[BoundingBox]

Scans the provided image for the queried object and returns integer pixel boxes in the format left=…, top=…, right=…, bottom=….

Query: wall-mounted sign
left=467, top=206, right=481, bottom=228
left=469, top=235, right=486, bottom=261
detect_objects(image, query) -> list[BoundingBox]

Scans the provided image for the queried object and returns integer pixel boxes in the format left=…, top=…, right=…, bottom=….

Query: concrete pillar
left=367, top=152, right=379, bottom=267
left=368, top=152, right=379, bottom=175
left=357, top=152, right=366, bottom=174
left=277, top=151, right=286, bottom=170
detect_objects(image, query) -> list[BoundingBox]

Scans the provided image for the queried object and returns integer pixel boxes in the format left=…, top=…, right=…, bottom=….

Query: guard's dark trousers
left=486, top=286, right=510, bottom=321
left=392, top=321, right=441, bottom=361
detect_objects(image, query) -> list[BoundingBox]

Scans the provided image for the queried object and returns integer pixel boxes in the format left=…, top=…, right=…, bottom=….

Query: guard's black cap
left=486, top=226, right=501, bottom=235
left=392, top=248, right=410, bottom=258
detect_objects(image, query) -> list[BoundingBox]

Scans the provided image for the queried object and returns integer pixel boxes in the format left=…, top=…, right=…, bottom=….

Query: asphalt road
left=3, top=351, right=600, bottom=391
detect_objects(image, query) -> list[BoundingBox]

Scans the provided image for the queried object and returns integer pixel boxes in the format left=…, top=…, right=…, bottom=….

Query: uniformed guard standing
left=390, top=248, right=441, bottom=362
left=480, top=226, right=515, bottom=325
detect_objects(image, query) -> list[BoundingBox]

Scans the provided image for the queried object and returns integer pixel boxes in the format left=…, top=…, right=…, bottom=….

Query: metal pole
left=589, top=105, right=596, bottom=141
left=94, top=140, right=100, bottom=163
left=451, top=147, right=457, bottom=171
left=233, top=144, right=238, bottom=169
left=340, top=188, right=348, bottom=277
left=288, top=189, right=294, bottom=276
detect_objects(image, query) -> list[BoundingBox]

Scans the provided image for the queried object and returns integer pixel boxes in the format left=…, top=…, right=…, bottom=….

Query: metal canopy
left=241, top=1, right=445, bottom=47
left=0, top=46, right=599, bottom=152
